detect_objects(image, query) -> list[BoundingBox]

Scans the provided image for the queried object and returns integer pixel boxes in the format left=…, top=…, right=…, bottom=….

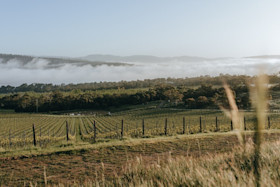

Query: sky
left=1, top=0, right=280, bottom=58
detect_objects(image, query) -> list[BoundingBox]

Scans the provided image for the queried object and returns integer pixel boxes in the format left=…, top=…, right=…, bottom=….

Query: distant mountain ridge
left=0, top=53, right=130, bottom=69
left=2, top=53, right=280, bottom=69
left=80, top=54, right=212, bottom=63
left=245, top=55, right=280, bottom=59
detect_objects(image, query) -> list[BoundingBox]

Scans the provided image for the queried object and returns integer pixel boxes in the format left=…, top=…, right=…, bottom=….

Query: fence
left=0, top=114, right=278, bottom=149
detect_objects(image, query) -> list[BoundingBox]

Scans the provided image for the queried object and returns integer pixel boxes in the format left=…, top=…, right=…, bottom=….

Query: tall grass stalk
left=223, top=72, right=268, bottom=186
left=221, top=84, right=244, bottom=145
left=251, top=73, right=268, bottom=187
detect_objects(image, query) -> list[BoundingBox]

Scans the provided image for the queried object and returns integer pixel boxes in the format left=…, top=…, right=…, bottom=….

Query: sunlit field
left=0, top=107, right=279, bottom=150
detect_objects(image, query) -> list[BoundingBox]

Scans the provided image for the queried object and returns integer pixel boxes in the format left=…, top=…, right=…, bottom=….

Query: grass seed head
left=222, top=83, right=244, bottom=145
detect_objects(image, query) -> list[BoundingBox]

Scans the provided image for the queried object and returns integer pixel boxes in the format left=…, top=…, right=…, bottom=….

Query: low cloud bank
left=0, top=57, right=279, bottom=86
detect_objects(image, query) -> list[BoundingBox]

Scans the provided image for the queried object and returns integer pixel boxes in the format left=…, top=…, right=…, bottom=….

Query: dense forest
left=0, top=74, right=279, bottom=113
left=0, top=84, right=250, bottom=112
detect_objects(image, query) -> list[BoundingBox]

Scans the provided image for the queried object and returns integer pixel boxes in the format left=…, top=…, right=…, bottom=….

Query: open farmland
left=0, top=107, right=280, bottom=150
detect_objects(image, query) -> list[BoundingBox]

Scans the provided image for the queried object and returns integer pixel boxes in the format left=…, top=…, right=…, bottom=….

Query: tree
left=185, top=98, right=196, bottom=108
left=197, top=96, right=209, bottom=108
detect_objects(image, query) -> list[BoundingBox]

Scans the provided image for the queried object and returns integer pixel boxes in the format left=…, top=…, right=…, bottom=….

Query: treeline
left=1, top=74, right=280, bottom=94
left=0, top=84, right=250, bottom=112
left=0, top=74, right=258, bottom=93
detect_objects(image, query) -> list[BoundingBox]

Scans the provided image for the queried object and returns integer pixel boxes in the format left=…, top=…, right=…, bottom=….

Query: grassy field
left=0, top=106, right=280, bottom=150
left=0, top=131, right=279, bottom=186
left=98, top=136, right=280, bottom=186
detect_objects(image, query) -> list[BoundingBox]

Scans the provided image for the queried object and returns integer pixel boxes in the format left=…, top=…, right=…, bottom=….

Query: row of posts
left=119, top=116, right=272, bottom=138
left=29, top=116, right=272, bottom=146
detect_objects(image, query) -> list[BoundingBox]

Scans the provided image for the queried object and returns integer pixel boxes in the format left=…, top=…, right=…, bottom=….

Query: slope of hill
left=0, top=54, right=130, bottom=69
left=80, top=54, right=210, bottom=63
left=245, top=55, right=280, bottom=59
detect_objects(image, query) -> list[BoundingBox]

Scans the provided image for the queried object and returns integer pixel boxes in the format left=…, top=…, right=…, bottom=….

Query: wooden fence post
left=199, top=116, right=202, bottom=133
left=268, top=116, right=271, bottom=129
left=33, top=124, right=37, bottom=147
left=121, top=119, right=124, bottom=138
left=215, top=116, right=219, bottom=132
left=164, top=118, right=168, bottom=135
left=93, top=120, right=97, bottom=143
left=142, top=119, right=145, bottom=136
left=66, top=121, right=69, bottom=141
left=183, top=117, right=186, bottom=134
left=244, top=117, right=247, bottom=130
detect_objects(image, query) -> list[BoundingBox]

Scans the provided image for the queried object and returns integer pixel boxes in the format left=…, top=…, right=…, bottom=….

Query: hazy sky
left=1, top=0, right=280, bottom=58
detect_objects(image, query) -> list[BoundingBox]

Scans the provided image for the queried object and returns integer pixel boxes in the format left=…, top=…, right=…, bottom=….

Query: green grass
left=0, top=107, right=279, bottom=150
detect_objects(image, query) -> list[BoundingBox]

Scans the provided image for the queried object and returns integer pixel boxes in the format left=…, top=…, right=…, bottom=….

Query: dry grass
left=221, top=73, right=269, bottom=186
left=251, top=73, right=268, bottom=187
left=54, top=139, right=280, bottom=187
left=221, top=83, right=244, bottom=144
left=110, top=140, right=280, bottom=186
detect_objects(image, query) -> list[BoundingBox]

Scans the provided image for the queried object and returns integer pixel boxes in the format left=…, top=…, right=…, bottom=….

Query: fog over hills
left=244, top=55, right=280, bottom=59
left=0, top=54, right=129, bottom=69
left=0, top=53, right=280, bottom=86
left=81, top=54, right=210, bottom=63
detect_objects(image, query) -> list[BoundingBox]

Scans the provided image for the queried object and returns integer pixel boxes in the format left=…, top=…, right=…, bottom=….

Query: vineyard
left=0, top=107, right=279, bottom=149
